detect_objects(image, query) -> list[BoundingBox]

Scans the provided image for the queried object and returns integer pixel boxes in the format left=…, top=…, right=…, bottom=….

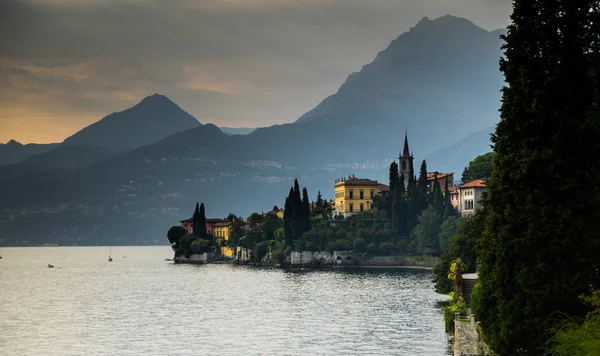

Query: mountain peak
left=61, top=94, right=202, bottom=151
left=6, top=139, right=21, bottom=145
left=135, top=93, right=177, bottom=108
left=412, top=14, right=483, bottom=33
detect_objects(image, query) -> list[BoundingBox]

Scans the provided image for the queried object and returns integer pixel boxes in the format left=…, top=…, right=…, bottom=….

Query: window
left=465, top=200, right=474, bottom=210
left=359, top=190, right=364, bottom=199
left=349, top=190, right=354, bottom=199
left=360, top=204, right=364, bottom=212
left=370, top=190, right=374, bottom=199
left=349, top=204, right=354, bottom=212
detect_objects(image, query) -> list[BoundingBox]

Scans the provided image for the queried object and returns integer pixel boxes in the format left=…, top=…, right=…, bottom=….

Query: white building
left=456, top=179, right=487, bottom=217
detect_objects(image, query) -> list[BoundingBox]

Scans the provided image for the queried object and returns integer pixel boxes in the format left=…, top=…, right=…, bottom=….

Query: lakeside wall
left=173, top=250, right=438, bottom=268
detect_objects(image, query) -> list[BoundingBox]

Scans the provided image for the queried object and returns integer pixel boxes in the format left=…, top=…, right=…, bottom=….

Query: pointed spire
left=402, top=131, right=410, bottom=157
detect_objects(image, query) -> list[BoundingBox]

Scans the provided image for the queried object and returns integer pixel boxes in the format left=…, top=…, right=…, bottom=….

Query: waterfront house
left=333, top=176, right=380, bottom=218
left=179, top=217, right=236, bottom=257
left=457, top=179, right=487, bottom=216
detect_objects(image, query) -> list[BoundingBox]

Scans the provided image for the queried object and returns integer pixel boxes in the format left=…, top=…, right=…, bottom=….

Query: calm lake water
left=0, top=247, right=450, bottom=355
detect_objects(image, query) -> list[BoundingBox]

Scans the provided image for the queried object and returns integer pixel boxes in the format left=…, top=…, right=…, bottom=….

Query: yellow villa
left=213, top=221, right=235, bottom=257
left=334, top=175, right=384, bottom=218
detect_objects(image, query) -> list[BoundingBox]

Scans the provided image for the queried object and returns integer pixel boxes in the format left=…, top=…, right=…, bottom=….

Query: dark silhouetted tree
left=389, top=162, right=399, bottom=192
left=392, top=174, right=407, bottom=236
left=167, top=226, right=187, bottom=250
left=474, top=1, right=600, bottom=353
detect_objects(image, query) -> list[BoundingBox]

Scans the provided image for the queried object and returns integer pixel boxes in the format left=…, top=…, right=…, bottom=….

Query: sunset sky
left=0, top=0, right=511, bottom=144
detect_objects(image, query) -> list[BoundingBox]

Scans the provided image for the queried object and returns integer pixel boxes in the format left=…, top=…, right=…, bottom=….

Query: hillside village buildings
left=332, top=133, right=486, bottom=218
left=178, top=133, right=486, bottom=254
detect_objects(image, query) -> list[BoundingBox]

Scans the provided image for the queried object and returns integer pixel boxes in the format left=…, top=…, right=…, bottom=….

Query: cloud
left=0, top=0, right=512, bottom=143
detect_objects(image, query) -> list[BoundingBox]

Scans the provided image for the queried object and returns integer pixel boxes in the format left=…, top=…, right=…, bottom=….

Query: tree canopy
left=474, top=1, right=600, bottom=353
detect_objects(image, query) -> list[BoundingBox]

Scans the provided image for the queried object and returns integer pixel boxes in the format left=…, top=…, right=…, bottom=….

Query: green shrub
left=352, top=238, right=366, bottom=253
left=444, top=299, right=468, bottom=333
left=378, top=241, right=396, bottom=256
left=191, top=238, right=210, bottom=254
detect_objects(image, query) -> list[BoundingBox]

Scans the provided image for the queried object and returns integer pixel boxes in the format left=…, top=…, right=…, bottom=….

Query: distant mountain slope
left=427, top=126, right=494, bottom=174
left=0, top=140, right=58, bottom=166
left=62, top=94, right=201, bottom=150
left=0, top=94, right=203, bottom=180
left=0, top=145, right=119, bottom=180
left=295, top=15, right=504, bottom=158
left=0, top=15, right=505, bottom=246
left=220, top=127, right=256, bottom=135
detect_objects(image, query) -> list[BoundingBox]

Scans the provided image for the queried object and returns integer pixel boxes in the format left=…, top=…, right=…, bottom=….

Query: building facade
left=426, top=171, right=455, bottom=192
left=457, top=179, right=487, bottom=216
left=213, top=221, right=235, bottom=257
left=179, top=217, right=235, bottom=257
left=334, top=176, right=380, bottom=217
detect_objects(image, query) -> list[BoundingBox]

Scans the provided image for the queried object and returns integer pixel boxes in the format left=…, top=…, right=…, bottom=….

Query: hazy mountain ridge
left=0, top=15, right=502, bottom=245
left=62, top=93, right=202, bottom=150
left=0, top=140, right=59, bottom=166
left=0, top=94, right=204, bottom=180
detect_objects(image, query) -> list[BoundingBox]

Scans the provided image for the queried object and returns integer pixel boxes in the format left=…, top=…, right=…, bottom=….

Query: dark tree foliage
left=316, top=191, right=324, bottom=208
left=475, top=1, right=600, bottom=354
left=418, top=160, right=428, bottom=193
left=461, top=166, right=471, bottom=184
left=443, top=178, right=456, bottom=221
left=302, top=187, right=311, bottom=234
left=283, top=187, right=293, bottom=245
left=292, top=179, right=303, bottom=239
left=432, top=175, right=444, bottom=216
left=408, top=157, right=415, bottom=186
left=406, top=177, right=420, bottom=232
left=192, top=202, right=201, bottom=237
left=434, top=211, right=484, bottom=294
left=283, top=180, right=312, bottom=245
left=167, top=225, right=187, bottom=250
left=392, top=174, right=407, bottom=236
left=197, top=203, right=207, bottom=239
left=465, top=152, right=495, bottom=181
left=389, top=161, right=399, bottom=192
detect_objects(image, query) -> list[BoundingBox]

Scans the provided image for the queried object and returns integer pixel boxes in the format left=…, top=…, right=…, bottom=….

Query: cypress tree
left=292, top=179, right=302, bottom=240
left=418, top=160, right=428, bottom=193
left=407, top=167, right=415, bottom=195
left=316, top=191, right=324, bottom=208
left=283, top=188, right=293, bottom=245
left=474, top=1, right=600, bottom=353
left=432, top=175, right=444, bottom=216
left=198, top=203, right=207, bottom=239
left=406, top=176, right=419, bottom=232
left=389, top=162, right=399, bottom=192
left=302, top=187, right=311, bottom=234
left=392, top=174, right=407, bottom=236
left=192, top=202, right=201, bottom=237
left=461, top=166, right=470, bottom=184
left=442, top=178, right=456, bottom=221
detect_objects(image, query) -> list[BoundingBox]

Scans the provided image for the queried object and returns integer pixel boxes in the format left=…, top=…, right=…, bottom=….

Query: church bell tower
left=399, top=131, right=414, bottom=191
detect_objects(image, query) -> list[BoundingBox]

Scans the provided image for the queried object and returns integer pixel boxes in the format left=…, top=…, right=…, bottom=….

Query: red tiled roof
left=448, top=187, right=458, bottom=194
left=377, top=184, right=391, bottom=192
left=459, top=179, right=487, bottom=188
left=214, top=221, right=232, bottom=227
left=426, top=172, right=454, bottom=181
